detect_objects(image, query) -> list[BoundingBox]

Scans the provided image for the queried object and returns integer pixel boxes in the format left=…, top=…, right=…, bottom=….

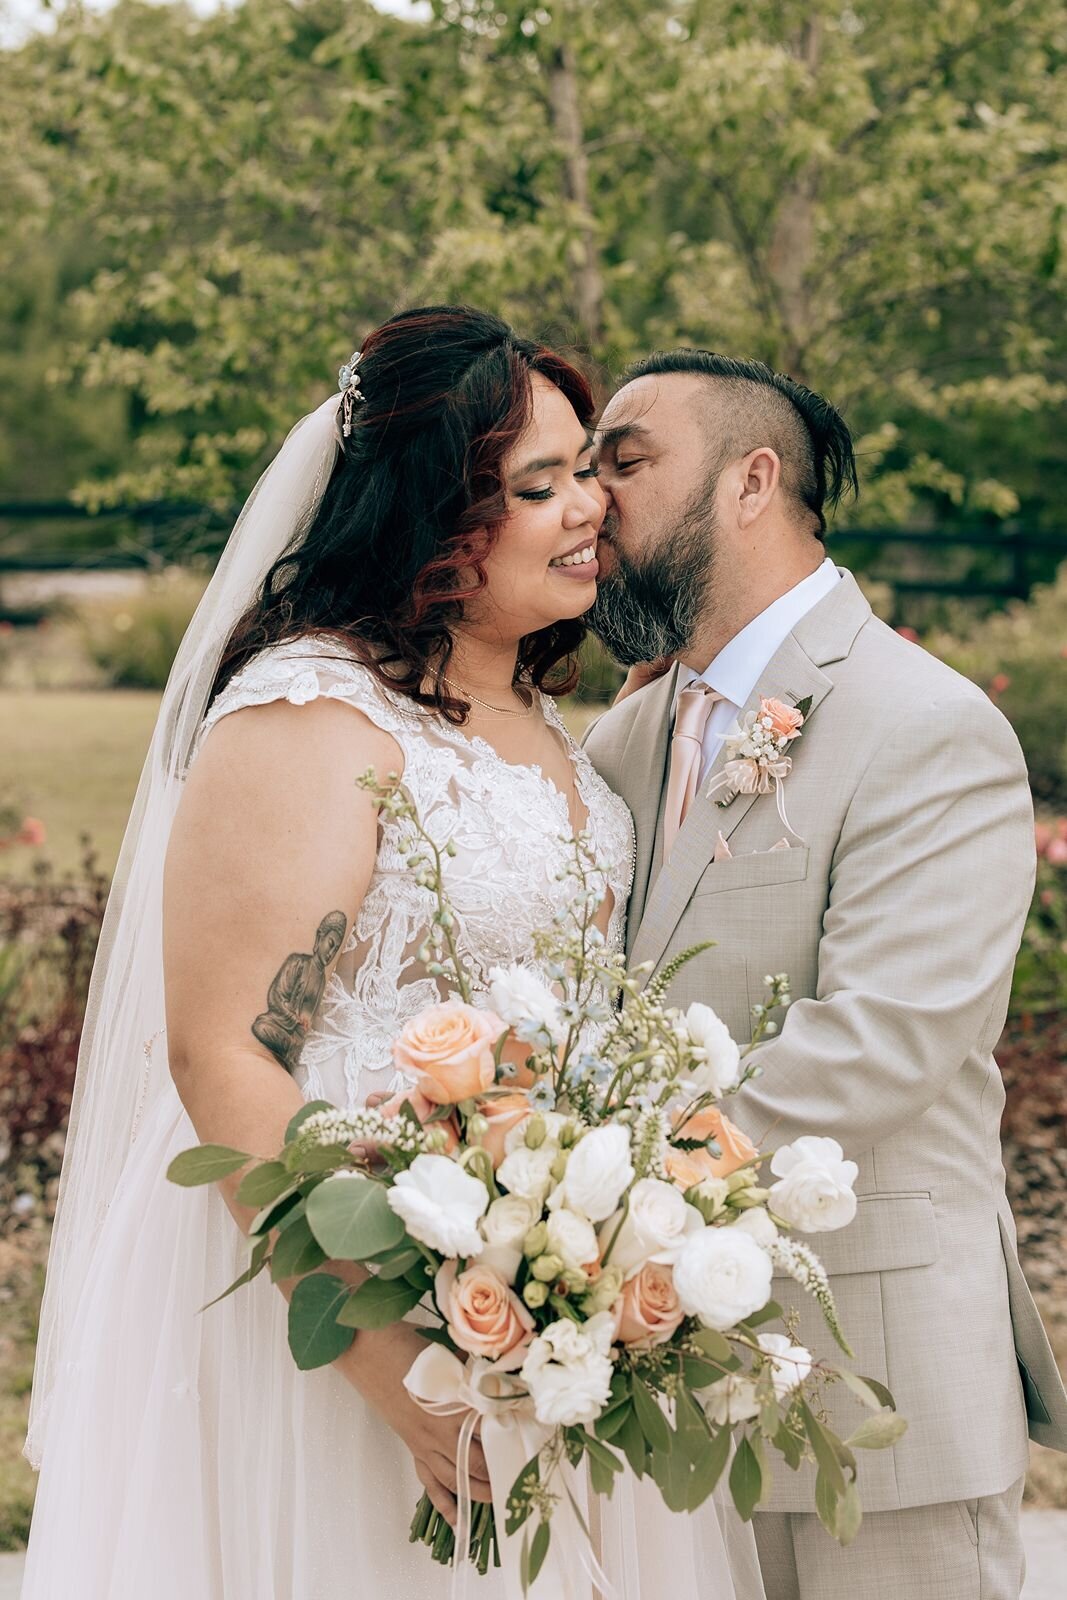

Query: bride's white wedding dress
left=22, top=638, right=763, bottom=1599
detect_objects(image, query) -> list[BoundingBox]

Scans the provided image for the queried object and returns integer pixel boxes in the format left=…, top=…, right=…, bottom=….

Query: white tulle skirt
left=21, top=1080, right=765, bottom=1600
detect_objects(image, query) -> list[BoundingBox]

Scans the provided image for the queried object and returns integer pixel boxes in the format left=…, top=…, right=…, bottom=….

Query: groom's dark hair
left=622, top=350, right=857, bottom=537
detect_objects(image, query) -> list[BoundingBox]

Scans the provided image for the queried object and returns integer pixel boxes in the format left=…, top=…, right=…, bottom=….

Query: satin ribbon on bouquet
left=705, top=757, right=807, bottom=847
left=404, top=1343, right=616, bottom=1600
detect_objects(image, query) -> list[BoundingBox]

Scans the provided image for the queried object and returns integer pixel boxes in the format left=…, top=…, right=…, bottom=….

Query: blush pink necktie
left=663, top=683, right=724, bottom=858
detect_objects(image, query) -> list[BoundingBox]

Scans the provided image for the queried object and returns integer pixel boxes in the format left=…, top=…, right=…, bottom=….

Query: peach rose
left=475, top=1090, right=533, bottom=1166
left=435, top=1259, right=535, bottom=1369
left=379, top=1087, right=460, bottom=1154
left=497, top=1032, right=539, bottom=1088
left=614, top=1261, right=684, bottom=1348
left=667, top=1107, right=759, bottom=1188
left=393, top=1002, right=503, bottom=1104
left=760, top=696, right=804, bottom=740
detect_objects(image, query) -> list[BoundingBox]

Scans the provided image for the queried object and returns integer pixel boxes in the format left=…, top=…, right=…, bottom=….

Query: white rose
left=732, top=1208, right=779, bottom=1248
left=487, top=965, right=566, bottom=1048
left=700, top=1373, right=760, bottom=1427
left=769, top=1137, right=858, bottom=1233
left=600, top=1177, right=705, bottom=1278
left=520, top=1312, right=616, bottom=1426
left=683, top=1003, right=741, bottom=1096
left=559, top=1125, right=635, bottom=1222
left=387, top=1154, right=488, bottom=1258
left=497, top=1143, right=557, bottom=1204
left=480, top=1194, right=540, bottom=1281
left=546, top=1208, right=599, bottom=1271
left=757, top=1333, right=812, bottom=1399
left=673, top=1227, right=773, bottom=1331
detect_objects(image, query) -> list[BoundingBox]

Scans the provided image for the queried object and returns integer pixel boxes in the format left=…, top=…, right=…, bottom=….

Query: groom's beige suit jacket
left=584, top=568, right=1067, bottom=1515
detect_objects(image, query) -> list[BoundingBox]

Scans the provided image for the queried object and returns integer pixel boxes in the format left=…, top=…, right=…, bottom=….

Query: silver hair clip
left=337, top=350, right=366, bottom=437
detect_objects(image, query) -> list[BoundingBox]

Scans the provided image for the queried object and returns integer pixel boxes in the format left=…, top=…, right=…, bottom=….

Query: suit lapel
left=618, top=666, right=677, bottom=940
left=629, top=571, right=871, bottom=976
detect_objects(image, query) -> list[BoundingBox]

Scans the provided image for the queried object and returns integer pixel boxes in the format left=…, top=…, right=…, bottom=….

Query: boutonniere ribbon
left=705, top=693, right=812, bottom=844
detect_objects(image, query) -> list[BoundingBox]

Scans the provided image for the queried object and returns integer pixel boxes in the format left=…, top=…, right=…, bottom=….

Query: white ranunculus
left=387, top=1154, right=489, bottom=1258
left=732, top=1208, right=779, bottom=1248
left=673, top=1227, right=774, bottom=1331
left=683, top=1003, right=742, bottom=1096
left=479, top=1194, right=540, bottom=1281
left=769, top=1137, right=858, bottom=1233
left=700, top=1373, right=761, bottom=1427
left=560, top=1125, right=635, bottom=1222
left=487, top=965, right=566, bottom=1048
left=496, top=1143, right=557, bottom=1204
left=546, top=1207, right=599, bottom=1271
left=503, top=1110, right=567, bottom=1157
left=600, top=1177, right=705, bottom=1279
left=757, top=1333, right=812, bottom=1399
left=520, top=1312, right=616, bottom=1426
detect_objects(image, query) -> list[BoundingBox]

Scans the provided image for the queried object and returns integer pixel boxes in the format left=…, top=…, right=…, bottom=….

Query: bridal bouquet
left=169, top=775, right=905, bottom=1594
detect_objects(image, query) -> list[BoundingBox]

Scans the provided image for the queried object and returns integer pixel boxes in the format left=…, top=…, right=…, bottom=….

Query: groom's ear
left=735, top=446, right=782, bottom=528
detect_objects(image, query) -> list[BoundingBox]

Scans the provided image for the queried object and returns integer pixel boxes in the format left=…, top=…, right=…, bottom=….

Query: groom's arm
left=726, top=688, right=1036, bottom=1153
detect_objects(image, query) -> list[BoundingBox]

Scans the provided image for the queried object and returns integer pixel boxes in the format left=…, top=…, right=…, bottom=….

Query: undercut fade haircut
left=622, top=350, right=858, bottom=537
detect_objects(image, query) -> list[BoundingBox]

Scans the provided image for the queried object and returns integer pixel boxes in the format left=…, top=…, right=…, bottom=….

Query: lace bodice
left=193, top=637, right=635, bottom=1110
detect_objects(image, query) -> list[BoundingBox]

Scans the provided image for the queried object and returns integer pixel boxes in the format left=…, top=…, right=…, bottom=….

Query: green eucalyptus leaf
left=845, top=1410, right=909, bottom=1450
left=835, top=1480, right=863, bottom=1544
left=615, top=1406, right=648, bottom=1478
left=632, top=1379, right=671, bottom=1453
left=305, top=1174, right=405, bottom=1259
left=198, top=1233, right=270, bottom=1312
left=249, top=1188, right=303, bottom=1237
left=729, top=1435, right=762, bottom=1521
left=506, top=1454, right=541, bottom=1537
left=167, top=1144, right=251, bottom=1187
left=287, top=1274, right=355, bottom=1370
left=269, top=1213, right=327, bottom=1282
left=801, top=1403, right=846, bottom=1495
left=336, top=1275, right=424, bottom=1329
left=235, top=1159, right=296, bottom=1208
left=687, top=1423, right=732, bottom=1511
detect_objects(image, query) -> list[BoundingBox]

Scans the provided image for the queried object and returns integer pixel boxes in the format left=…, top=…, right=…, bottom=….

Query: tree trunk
left=546, top=41, right=604, bottom=351
left=767, top=18, right=822, bottom=379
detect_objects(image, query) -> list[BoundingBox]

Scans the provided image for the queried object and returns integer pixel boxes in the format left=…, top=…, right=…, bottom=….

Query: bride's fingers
left=428, top=1449, right=493, bottom=1504
left=418, top=1464, right=457, bottom=1527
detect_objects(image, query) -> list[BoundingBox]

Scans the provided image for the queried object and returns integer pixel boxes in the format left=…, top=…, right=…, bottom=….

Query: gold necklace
left=441, top=674, right=536, bottom=719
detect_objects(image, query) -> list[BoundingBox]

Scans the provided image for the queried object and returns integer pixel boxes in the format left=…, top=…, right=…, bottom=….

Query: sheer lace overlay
left=193, top=637, right=635, bottom=1109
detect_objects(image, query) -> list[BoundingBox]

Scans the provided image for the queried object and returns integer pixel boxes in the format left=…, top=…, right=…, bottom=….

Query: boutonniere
left=706, top=693, right=813, bottom=839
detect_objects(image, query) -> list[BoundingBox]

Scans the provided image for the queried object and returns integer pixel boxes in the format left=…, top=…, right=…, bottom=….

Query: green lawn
left=2, top=689, right=602, bottom=880
left=1, top=690, right=162, bottom=878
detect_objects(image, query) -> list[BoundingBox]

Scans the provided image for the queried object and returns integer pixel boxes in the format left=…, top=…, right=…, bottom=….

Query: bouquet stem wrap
left=404, top=1344, right=614, bottom=1600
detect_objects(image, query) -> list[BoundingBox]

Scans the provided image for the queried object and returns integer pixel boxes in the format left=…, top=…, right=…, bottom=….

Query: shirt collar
left=676, top=557, right=841, bottom=710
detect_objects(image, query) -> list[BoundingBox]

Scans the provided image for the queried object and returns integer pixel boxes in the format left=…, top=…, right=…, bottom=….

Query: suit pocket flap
left=692, top=845, right=810, bottom=897
left=772, top=1192, right=939, bottom=1279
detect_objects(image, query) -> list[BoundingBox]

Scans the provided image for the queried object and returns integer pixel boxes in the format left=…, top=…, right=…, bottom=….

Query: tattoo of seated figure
left=252, top=910, right=348, bottom=1073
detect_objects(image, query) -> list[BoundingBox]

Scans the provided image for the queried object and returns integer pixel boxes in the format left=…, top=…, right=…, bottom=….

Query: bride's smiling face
left=472, top=373, right=606, bottom=639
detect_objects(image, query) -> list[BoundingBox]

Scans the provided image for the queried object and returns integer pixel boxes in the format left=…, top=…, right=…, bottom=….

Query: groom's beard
left=588, top=498, right=716, bottom=668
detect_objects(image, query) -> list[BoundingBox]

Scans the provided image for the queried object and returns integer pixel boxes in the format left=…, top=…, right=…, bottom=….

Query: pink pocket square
left=713, top=832, right=792, bottom=863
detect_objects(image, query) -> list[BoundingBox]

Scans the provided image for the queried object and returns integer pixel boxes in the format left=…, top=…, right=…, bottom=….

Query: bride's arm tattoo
left=251, top=909, right=348, bottom=1073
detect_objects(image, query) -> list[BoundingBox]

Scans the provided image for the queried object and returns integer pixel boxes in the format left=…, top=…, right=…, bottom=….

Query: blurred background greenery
left=1, top=0, right=1066, bottom=1545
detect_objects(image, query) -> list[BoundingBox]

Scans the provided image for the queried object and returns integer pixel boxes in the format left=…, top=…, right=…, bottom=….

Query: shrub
left=0, top=838, right=108, bottom=1167
left=924, top=563, right=1067, bottom=805
left=81, top=566, right=207, bottom=690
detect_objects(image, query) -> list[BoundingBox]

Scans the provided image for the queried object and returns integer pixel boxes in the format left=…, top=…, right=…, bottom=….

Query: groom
left=583, top=351, right=1067, bottom=1599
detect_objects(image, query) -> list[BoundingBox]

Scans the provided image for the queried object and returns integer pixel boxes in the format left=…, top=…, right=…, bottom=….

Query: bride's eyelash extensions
left=518, top=465, right=601, bottom=502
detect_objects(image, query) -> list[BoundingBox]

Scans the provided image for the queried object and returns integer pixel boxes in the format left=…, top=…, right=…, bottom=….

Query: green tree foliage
left=3, top=0, right=1065, bottom=533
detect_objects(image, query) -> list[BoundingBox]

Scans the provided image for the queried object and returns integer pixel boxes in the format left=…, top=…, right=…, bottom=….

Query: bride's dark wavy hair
left=211, top=305, right=595, bottom=722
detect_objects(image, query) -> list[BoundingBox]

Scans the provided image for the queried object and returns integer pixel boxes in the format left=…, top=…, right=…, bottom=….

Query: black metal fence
left=1, top=502, right=1065, bottom=607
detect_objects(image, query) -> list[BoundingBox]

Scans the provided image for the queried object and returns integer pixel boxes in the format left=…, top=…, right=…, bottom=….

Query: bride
left=21, top=305, right=764, bottom=1598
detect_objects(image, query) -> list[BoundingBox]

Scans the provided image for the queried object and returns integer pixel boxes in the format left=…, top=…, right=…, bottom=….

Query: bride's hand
left=614, top=655, right=674, bottom=704
left=338, top=1320, right=492, bottom=1527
